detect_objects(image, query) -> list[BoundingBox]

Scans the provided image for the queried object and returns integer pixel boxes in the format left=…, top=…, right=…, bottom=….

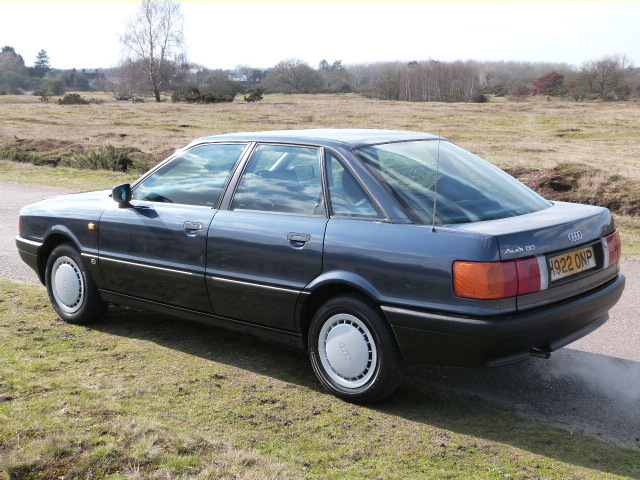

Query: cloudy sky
left=1, top=1, right=638, bottom=70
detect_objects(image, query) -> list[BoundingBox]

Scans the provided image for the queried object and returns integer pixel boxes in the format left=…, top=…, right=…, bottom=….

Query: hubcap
left=51, top=256, right=84, bottom=314
left=318, top=313, right=377, bottom=389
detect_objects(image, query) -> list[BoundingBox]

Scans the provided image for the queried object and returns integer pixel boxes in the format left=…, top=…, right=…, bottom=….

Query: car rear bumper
left=383, top=274, right=626, bottom=367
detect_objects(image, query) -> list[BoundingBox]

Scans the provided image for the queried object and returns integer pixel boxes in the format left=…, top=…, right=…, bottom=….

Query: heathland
left=1, top=92, right=640, bottom=479
left=1, top=93, right=639, bottom=256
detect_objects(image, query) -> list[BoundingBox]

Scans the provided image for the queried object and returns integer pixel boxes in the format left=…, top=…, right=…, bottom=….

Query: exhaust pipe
left=529, top=348, right=551, bottom=359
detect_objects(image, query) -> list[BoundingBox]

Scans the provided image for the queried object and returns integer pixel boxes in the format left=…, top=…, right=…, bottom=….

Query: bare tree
left=581, top=55, right=633, bottom=100
left=263, top=59, right=323, bottom=94
left=372, top=63, right=402, bottom=100
left=121, top=0, right=185, bottom=102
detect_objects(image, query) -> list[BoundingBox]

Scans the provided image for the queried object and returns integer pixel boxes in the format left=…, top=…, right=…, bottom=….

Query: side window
left=231, top=144, right=325, bottom=216
left=132, top=144, right=246, bottom=207
left=326, top=151, right=379, bottom=218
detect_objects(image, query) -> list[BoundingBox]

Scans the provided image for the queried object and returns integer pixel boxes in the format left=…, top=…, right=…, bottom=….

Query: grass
left=1, top=92, right=638, bottom=257
left=1, top=93, right=639, bottom=178
left=1, top=279, right=640, bottom=479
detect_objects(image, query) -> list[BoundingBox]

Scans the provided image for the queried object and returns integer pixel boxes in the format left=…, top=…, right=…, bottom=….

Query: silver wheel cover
left=51, top=256, right=85, bottom=314
left=318, top=313, right=377, bottom=389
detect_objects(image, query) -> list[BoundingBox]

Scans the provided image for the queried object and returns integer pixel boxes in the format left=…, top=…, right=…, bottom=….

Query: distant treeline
left=1, top=44, right=637, bottom=103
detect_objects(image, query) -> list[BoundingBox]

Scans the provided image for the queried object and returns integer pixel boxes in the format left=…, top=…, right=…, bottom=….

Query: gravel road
left=2, top=180, right=639, bottom=448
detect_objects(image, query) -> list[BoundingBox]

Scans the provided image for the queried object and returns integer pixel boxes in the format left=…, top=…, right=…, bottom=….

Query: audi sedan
left=16, top=129, right=625, bottom=402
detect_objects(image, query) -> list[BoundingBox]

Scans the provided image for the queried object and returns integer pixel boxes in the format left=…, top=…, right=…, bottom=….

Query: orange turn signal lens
left=453, top=257, right=544, bottom=300
left=453, top=261, right=518, bottom=300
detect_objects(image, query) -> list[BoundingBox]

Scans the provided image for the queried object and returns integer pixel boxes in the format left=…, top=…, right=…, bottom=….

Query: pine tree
left=33, top=49, right=50, bottom=78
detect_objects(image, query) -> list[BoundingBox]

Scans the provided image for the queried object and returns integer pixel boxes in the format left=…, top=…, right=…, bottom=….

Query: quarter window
left=132, top=144, right=246, bottom=207
left=326, top=152, right=379, bottom=218
left=231, top=144, right=325, bottom=216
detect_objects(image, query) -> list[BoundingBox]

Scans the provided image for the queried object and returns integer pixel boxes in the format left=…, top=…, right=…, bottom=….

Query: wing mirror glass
left=112, top=184, right=132, bottom=207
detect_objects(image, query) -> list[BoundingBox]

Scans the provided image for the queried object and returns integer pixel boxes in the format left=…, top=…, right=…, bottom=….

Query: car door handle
left=288, top=232, right=311, bottom=243
left=184, top=221, right=204, bottom=236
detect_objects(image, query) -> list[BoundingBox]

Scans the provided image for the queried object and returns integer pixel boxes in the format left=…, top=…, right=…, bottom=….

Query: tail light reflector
left=603, top=230, right=621, bottom=268
left=454, top=256, right=545, bottom=300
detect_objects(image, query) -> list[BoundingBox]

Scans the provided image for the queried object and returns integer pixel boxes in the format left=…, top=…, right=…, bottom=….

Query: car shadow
left=90, top=306, right=640, bottom=477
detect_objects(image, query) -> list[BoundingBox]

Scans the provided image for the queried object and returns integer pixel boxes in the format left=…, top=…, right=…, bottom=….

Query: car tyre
left=45, top=243, right=106, bottom=324
left=308, top=294, right=404, bottom=403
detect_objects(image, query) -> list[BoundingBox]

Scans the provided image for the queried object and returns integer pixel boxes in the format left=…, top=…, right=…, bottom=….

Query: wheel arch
left=38, top=229, right=81, bottom=284
left=296, top=272, right=384, bottom=349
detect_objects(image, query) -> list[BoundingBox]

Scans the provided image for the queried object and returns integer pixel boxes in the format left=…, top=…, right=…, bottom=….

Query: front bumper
left=16, top=235, right=43, bottom=282
left=383, top=274, right=626, bottom=367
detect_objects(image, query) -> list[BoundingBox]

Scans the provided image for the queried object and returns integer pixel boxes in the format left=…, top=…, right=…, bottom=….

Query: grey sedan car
left=16, top=129, right=625, bottom=402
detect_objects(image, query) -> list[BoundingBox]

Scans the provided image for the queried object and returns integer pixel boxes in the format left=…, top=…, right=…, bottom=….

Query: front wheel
left=308, top=295, right=404, bottom=403
left=45, top=243, right=106, bottom=324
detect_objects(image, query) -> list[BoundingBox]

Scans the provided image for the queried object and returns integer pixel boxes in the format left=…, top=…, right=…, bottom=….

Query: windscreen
left=356, top=140, right=551, bottom=224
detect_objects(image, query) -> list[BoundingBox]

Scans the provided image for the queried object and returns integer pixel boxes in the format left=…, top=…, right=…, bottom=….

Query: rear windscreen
left=356, top=140, right=551, bottom=224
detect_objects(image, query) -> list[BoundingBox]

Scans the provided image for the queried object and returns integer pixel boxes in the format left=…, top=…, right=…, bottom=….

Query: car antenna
left=431, top=130, right=441, bottom=233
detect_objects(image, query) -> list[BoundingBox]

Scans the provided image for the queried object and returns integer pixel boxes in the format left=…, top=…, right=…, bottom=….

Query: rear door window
left=231, top=144, right=325, bottom=216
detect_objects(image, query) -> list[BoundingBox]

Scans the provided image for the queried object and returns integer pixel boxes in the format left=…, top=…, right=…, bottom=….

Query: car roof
left=188, top=129, right=441, bottom=149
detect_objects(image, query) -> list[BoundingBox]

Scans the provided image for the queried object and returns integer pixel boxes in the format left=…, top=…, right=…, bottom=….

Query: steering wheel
left=145, top=192, right=173, bottom=203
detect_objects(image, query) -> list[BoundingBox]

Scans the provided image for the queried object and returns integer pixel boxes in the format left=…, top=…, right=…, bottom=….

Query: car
left=16, top=129, right=625, bottom=402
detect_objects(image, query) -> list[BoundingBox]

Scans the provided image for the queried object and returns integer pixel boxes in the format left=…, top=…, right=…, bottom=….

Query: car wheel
left=45, top=243, right=106, bottom=324
left=308, top=295, right=404, bottom=403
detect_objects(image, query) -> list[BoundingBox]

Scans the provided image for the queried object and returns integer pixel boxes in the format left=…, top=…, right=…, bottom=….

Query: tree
left=263, top=59, right=323, bottom=94
left=400, top=60, right=480, bottom=102
left=509, top=82, right=530, bottom=101
left=121, top=0, right=185, bottom=102
left=530, top=71, right=565, bottom=96
left=575, top=55, right=633, bottom=100
left=33, top=49, right=51, bottom=78
left=372, top=63, right=401, bottom=100
left=0, top=46, right=29, bottom=93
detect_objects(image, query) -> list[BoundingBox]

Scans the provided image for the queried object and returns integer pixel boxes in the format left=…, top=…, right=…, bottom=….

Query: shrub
left=71, top=145, right=135, bottom=172
left=530, top=71, right=565, bottom=96
left=171, top=86, right=233, bottom=104
left=472, top=93, right=488, bottom=103
left=244, top=87, right=264, bottom=102
left=509, top=83, right=530, bottom=101
left=0, top=144, right=57, bottom=166
left=58, top=93, right=89, bottom=105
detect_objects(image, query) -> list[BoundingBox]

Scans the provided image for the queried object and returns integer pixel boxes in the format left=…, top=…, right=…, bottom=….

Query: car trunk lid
left=449, top=201, right=613, bottom=261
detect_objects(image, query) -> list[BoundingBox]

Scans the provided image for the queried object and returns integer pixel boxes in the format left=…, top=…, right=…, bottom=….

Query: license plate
left=548, top=246, right=596, bottom=281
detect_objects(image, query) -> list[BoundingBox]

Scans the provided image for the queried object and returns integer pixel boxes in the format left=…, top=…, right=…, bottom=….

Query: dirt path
left=0, top=181, right=71, bottom=283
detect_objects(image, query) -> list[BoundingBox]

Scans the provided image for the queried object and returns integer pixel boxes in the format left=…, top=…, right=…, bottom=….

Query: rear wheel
left=308, top=295, right=404, bottom=403
left=45, top=243, right=106, bottom=324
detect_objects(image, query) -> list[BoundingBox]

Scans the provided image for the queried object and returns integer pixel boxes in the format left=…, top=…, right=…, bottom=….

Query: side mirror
left=112, top=184, right=132, bottom=207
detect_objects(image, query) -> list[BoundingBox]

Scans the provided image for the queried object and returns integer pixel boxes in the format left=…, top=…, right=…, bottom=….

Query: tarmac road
left=2, top=181, right=639, bottom=448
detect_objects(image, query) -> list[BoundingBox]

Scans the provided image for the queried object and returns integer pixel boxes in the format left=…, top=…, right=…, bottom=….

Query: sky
left=1, top=1, right=638, bottom=71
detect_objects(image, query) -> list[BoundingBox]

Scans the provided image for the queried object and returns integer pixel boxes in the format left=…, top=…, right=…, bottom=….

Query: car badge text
left=504, top=245, right=536, bottom=255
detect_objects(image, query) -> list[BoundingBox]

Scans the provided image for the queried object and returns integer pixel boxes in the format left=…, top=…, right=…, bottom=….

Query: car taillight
left=603, top=230, right=621, bottom=269
left=453, top=256, right=546, bottom=300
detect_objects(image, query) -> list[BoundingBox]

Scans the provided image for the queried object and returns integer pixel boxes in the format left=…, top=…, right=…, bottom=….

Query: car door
left=206, top=144, right=328, bottom=331
left=98, top=143, right=248, bottom=312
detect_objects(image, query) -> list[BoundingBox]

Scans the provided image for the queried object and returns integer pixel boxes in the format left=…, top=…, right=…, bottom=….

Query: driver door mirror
left=112, top=184, right=132, bottom=207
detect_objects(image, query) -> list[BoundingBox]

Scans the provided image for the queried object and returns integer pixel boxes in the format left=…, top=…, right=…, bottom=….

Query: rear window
left=356, top=140, right=551, bottom=224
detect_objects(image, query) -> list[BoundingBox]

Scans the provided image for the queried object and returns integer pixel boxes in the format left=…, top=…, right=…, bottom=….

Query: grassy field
left=2, top=279, right=640, bottom=480
left=1, top=92, right=638, bottom=257
left=1, top=93, right=640, bottom=179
